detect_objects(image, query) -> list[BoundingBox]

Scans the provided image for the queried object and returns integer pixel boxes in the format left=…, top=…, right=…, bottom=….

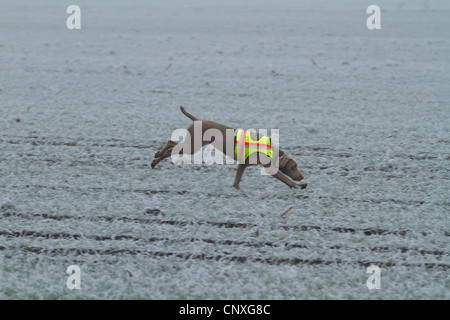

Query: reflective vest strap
left=236, top=130, right=246, bottom=163
left=235, top=130, right=273, bottom=162
left=245, top=142, right=271, bottom=148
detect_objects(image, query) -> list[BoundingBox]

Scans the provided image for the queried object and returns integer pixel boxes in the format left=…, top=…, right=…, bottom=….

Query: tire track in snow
left=1, top=211, right=441, bottom=237
left=0, top=245, right=448, bottom=270
left=2, top=136, right=449, bottom=160
left=0, top=137, right=155, bottom=149
left=0, top=229, right=448, bottom=257
left=8, top=184, right=438, bottom=207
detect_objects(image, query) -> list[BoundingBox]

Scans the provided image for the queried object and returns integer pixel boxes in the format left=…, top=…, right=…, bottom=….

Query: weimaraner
left=151, top=106, right=307, bottom=190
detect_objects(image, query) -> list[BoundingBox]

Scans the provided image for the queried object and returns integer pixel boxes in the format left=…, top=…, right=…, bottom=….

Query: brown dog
left=151, top=106, right=307, bottom=190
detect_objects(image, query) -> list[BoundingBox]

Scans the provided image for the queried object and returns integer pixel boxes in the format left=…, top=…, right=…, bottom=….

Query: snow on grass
left=1, top=0, right=449, bottom=299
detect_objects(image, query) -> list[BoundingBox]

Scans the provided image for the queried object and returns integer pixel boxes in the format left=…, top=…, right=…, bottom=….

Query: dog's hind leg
left=154, top=140, right=178, bottom=158
left=151, top=137, right=207, bottom=169
left=152, top=148, right=175, bottom=168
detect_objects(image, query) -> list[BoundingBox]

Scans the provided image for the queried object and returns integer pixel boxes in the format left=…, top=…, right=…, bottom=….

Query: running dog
left=151, top=106, right=307, bottom=190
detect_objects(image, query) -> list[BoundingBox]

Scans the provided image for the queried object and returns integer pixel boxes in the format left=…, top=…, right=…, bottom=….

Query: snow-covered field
left=1, top=0, right=449, bottom=299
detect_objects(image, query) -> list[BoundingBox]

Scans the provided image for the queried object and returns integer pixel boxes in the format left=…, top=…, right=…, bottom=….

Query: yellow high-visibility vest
left=234, top=129, right=273, bottom=163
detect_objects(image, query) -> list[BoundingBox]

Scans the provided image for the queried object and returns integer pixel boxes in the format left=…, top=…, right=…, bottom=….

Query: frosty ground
left=0, top=0, right=449, bottom=299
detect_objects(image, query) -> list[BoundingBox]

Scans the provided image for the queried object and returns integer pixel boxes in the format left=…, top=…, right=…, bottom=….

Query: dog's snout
left=295, top=174, right=304, bottom=181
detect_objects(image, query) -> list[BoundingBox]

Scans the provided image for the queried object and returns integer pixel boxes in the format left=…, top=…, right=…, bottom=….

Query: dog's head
left=278, top=154, right=304, bottom=181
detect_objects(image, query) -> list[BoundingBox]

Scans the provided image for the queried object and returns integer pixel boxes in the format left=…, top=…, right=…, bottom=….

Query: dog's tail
left=180, top=105, right=199, bottom=121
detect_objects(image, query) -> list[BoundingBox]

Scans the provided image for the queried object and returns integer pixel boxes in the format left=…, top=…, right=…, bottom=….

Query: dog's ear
left=278, top=154, right=291, bottom=169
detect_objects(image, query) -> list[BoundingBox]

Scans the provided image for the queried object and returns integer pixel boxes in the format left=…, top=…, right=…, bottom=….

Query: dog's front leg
left=233, top=164, right=247, bottom=189
left=270, top=170, right=307, bottom=189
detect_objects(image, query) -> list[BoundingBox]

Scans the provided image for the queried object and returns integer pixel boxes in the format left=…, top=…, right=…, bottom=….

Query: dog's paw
left=293, top=183, right=307, bottom=189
